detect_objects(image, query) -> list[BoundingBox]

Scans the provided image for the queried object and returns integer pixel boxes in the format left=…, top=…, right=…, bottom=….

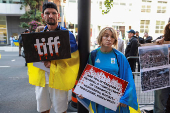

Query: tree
left=20, top=0, right=44, bottom=32
left=102, top=0, right=113, bottom=14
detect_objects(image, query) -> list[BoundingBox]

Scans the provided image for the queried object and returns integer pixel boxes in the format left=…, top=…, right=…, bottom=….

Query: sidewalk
left=0, top=46, right=21, bottom=52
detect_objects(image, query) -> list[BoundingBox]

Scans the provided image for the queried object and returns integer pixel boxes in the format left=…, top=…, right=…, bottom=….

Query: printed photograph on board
left=139, top=45, right=168, bottom=69
left=168, top=44, right=170, bottom=64
left=141, top=68, right=170, bottom=91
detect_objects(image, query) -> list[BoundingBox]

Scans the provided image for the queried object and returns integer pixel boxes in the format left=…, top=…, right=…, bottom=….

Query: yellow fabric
left=27, top=63, right=46, bottom=87
left=14, top=42, right=19, bottom=46
left=28, top=50, right=80, bottom=91
left=89, top=102, right=95, bottom=113
left=129, top=104, right=141, bottom=113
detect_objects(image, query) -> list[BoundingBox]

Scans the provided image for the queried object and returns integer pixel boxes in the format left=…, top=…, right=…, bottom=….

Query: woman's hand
left=156, top=37, right=164, bottom=44
left=44, top=61, right=51, bottom=68
left=78, top=94, right=84, bottom=99
left=117, top=103, right=127, bottom=107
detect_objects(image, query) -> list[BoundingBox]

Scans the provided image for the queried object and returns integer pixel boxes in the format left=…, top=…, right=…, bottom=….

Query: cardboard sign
left=22, top=30, right=71, bottom=63
left=74, top=64, right=128, bottom=111
left=139, top=44, right=170, bottom=92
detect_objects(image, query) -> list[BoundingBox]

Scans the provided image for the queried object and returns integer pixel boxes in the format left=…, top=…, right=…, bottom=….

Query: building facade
left=1, top=0, right=169, bottom=45
left=0, top=0, right=26, bottom=45
left=64, top=0, right=170, bottom=44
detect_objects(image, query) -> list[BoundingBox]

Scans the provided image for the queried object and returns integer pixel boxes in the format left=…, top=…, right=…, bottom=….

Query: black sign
left=22, top=30, right=71, bottom=63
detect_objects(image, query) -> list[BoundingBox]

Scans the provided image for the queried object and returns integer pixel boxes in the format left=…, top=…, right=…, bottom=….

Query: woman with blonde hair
left=78, top=27, right=138, bottom=113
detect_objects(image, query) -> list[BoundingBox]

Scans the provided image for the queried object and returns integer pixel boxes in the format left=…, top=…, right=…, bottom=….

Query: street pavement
left=0, top=46, right=77, bottom=113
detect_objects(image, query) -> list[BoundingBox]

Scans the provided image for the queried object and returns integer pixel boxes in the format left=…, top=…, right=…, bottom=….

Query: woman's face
left=101, top=30, right=115, bottom=48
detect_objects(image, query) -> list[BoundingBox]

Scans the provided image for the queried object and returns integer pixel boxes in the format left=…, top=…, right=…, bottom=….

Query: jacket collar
left=43, top=25, right=60, bottom=32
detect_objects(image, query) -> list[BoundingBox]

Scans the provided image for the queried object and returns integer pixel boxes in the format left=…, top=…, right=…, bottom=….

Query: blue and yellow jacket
left=78, top=48, right=140, bottom=113
left=27, top=25, right=80, bottom=91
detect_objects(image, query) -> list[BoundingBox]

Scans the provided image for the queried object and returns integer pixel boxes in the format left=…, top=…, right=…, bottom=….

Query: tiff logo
left=34, top=36, right=60, bottom=60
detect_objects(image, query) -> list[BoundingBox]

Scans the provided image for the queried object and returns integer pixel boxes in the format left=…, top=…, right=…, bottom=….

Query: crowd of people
left=17, top=1, right=170, bottom=113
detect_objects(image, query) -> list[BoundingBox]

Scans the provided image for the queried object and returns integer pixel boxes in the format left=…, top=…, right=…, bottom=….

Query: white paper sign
left=74, top=64, right=128, bottom=111
left=33, top=62, right=50, bottom=72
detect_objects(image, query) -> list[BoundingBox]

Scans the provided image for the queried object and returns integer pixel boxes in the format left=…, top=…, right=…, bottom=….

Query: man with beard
left=144, top=32, right=152, bottom=43
left=135, top=31, right=144, bottom=44
left=27, top=2, right=79, bottom=113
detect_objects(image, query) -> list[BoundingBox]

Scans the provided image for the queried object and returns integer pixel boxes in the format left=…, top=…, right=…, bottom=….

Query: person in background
left=76, top=35, right=78, bottom=45
left=117, top=30, right=124, bottom=54
left=135, top=31, right=144, bottom=72
left=143, top=32, right=152, bottom=43
left=18, top=32, right=24, bottom=56
left=125, top=29, right=139, bottom=73
left=154, top=22, right=170, bottom=113
left=27, top=2, right=79, bottom=113
left=10, top=35, right=14, bottom=47
left=135, top=31, right=144, bottom=44
left=78, top=27, right=139, bottom=113
left=19, top=29, right=30, bottom=57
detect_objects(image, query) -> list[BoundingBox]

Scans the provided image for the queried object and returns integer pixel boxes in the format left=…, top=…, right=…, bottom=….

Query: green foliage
left=20, top=10, right=42, bottom=21
left=19, top=0, right=44, bottom=32
left=19, top=22, right=30, bottom=29
left=102, top=0, right=113, bottom=15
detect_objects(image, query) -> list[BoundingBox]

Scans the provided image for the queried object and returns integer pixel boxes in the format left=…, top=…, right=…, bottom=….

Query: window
left=99, top=1, right=102, bottom=9
left=112, top=25, right=125, bottom=39
left=1, top=0, right=23, bottom=4
left=142, top=0, right=152, bottom=3
left=0, top=16, right=7, bottom=44
left=120, top=3, right=126, bottom=5
left=113, top=0, right=119, bottom=5
left=69, top=0, right=76, bottom=3
left=113, top=0, right=126, bottom=6
left=141, top=5, right=151, bottom=13
left=140, top=20, right=150, bottom=33
left=155, top=21, right=165, bottom=34
left=157, top=1, right=167, bottom=13
left=158, top=1, right=167, bottom=4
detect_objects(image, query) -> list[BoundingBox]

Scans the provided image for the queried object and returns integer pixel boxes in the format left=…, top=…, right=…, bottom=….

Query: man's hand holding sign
left=44, top=61, right=51, bottom=68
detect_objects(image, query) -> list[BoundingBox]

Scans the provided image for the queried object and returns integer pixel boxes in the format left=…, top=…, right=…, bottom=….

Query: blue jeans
left=154, top=87, right=170, bottom=113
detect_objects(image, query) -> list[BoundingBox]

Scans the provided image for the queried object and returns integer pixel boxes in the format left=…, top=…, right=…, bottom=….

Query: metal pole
left=60, top=0, right=64, bottom=27
left=77, top=0, right=91, bottom=113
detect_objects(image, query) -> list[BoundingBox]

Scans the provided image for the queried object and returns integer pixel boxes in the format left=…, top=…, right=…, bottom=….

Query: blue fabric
left=43, top=25, right=78, bottom=53
left=94, top=48, right=119, bottom=77
left=79, top=48, right=138, bottom=113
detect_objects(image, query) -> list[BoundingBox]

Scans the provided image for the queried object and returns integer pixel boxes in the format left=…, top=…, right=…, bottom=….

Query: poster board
left=21, top=30, right=71, bottom=63
left=139, top=41, right=170, bottom=92
left=74, top=64, right=128, bottom=111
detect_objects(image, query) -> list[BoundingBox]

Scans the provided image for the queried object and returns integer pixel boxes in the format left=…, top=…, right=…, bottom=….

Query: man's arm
left=129, top=40, right=138, bottom=56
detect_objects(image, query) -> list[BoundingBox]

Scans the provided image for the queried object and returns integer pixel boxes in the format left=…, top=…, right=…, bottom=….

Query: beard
left=46, top=18, right=57, bottom=25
